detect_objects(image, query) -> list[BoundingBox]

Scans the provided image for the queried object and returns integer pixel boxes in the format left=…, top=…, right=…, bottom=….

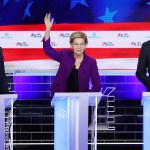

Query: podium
left=51, top=92, right=102, bottom=150
left=0, top=94, right=17, bottom=150
left=142, top=92, right=150, bottom=150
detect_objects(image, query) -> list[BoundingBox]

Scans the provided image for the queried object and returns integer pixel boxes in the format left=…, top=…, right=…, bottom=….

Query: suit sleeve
left=43, top=37, right=62, bottom=62
left=0, top=48, right=9, bottom=94
left=90, top=59, right=101, bottom=92
left=136, top=42, right=150, bottom=89
left=0, top=48, right=5, bottom=77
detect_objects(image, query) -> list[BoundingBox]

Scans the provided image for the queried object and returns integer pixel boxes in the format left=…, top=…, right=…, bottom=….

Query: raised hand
left=44, top=13, right=54, bottom=41
left=44, top=13, right=54, bottom=30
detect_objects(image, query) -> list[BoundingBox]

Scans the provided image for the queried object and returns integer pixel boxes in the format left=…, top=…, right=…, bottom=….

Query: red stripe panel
left=86, top=48, right=140, bottom=59
left=1, top=23, right=150, bottom=31
left=3, top=48, right=140, bottom=61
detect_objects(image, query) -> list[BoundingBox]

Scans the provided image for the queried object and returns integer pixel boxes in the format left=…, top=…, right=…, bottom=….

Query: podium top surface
left=0, top=94, right=18, bottom=108
left=51, top=92, right=102, bottom=106
left=142, top=92, right=150, bottom=96
left=141, top=92, right=150, bottom=106
left=0, top=94, right=17, bottom=99
left=54, top=92, right=102, bottom=97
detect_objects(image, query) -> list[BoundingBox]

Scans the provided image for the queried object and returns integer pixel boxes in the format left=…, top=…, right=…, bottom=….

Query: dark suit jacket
left=43, top=38, right=101, bottom=93
left=136, top=40, right=150, bottom=91
left=0, top=47, right=9, bottom=94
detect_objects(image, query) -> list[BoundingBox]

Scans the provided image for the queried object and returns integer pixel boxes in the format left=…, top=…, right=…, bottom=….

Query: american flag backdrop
left=1, top=0, right=150, bottom=71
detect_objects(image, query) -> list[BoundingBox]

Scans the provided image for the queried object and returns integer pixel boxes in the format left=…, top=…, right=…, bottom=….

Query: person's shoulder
left=85, top=54, right=96, bottom=62
left=0, top=47, right=2, bottom=52
left=0, top=47, right=3, bottom=58
left=141, top=40, right=150, bottom=53
left=142, top=40, right=150, bottom=46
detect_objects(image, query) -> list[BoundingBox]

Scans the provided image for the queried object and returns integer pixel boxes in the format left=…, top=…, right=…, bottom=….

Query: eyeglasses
left=72, top=43, right=86, bottom=47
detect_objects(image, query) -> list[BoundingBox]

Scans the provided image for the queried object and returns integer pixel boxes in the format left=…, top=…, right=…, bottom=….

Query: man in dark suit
left=136, top=41, right=150, bottom=92
left=0, top=47, right=9, bottom=94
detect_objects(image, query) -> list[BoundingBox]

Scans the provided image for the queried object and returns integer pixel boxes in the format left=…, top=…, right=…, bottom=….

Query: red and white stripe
left=1, top=23, right=150, bottom=70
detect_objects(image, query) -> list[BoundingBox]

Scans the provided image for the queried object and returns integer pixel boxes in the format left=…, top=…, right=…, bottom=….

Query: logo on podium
left=56, top=108, right=68, bottom=118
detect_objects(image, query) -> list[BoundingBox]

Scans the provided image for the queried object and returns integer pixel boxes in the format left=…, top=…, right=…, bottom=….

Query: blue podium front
left=0, top=94, right=17, bottom=150
left=52, top=92, right=102, bottom=150
left=54, top=97, right=70, bottom=150
left=142, top=92, right=150, bottom=150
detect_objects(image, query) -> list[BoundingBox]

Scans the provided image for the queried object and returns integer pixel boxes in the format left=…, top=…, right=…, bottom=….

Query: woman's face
left=70, top=38, right=87, bottom=56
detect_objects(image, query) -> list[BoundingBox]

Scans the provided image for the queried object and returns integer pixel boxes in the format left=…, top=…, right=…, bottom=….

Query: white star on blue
left=50, top=16, right=56, bottom=24
left=98, top=6, right=118, bottom=23
left=3, top=0, right=9, bottom=5
left=3, top=0, right=20, bottom=5
left=147, top=1, right=150, bottom=5
left=23, top=1, right=34, bottom=20
left=71, top=0, right=88, bottom=9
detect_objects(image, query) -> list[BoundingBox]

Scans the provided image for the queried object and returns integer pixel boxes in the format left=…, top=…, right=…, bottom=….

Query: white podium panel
left=142, top=92, right=150, bottom=150
left=0, top=94, right=17, bottom=150
left=51, top=92, right=102, bottom=150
